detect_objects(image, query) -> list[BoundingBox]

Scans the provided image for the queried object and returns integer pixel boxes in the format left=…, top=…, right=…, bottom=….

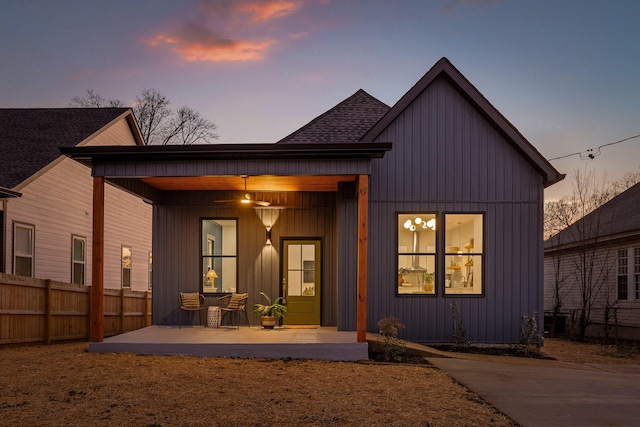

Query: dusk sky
left=2, top=0, right=638, bottom=200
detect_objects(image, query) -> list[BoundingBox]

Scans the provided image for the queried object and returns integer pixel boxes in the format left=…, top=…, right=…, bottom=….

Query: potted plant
left=423, top=271, right=435, bottom=293
left=253, top=292, right=287, bottom=329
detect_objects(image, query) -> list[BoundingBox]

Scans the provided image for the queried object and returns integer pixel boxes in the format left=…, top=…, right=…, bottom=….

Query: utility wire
left=548, top=133, right=640, bottom=161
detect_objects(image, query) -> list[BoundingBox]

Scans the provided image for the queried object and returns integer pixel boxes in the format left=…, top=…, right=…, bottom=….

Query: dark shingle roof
left=545, top=182, right=640, bottom=249
left=276, top=89, right=390, bottom=144
left=0, top=108, right=129, bottom=188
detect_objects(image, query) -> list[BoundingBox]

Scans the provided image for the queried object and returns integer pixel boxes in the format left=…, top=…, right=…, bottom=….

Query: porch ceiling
left=139, top=175, right=357, bottom=192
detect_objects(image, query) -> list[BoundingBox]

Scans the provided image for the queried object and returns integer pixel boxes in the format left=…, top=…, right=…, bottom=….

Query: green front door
left=282, top=239, right=321, bottom=325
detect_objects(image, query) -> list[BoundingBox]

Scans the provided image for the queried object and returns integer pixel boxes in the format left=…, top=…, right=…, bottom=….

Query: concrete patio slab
left=89, top=325, right=368, bottom=361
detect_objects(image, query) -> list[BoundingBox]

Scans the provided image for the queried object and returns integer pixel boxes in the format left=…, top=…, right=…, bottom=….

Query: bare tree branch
left=70, top=89, right=124, bottom=108
left=70, top=88, right=219, bottom=145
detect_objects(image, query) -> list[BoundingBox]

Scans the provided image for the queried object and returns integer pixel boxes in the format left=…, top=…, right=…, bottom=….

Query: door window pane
left=287, top=244, right=316, bottom=296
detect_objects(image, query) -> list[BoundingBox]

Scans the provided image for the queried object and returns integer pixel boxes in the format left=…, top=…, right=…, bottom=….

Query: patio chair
left=218, top=293, right=250, bottom=328
left=179, top=292, right=206, bottom=329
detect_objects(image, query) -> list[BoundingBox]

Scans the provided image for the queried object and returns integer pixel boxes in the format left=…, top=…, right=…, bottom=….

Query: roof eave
left=60, top=142, right=393, bottom=164
left=0, top=186, right=21, bottom=198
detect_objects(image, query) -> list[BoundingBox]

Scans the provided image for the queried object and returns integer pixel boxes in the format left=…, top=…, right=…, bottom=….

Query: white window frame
left=148, top=251, right=153, bottom=290
left=13, top=223, right=34, bottom=277
left=71, top=235, right=86, bottom=285
left=122, top=246, right=132, bottom=288
left=617, top=249, right=629, bottom=301
left=634, top=247, right=640, bottom=300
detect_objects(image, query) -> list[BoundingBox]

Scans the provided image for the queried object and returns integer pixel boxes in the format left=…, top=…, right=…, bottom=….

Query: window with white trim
left=122, top=246, right=132, bottom=288
left=72, top=235, right=86, bottom=285
left=617, top=249, right=628, bottom=300
left=13, top=223, right=34, bottom=277
left=635, top=248, right=640, bottom=300
left=148, top=251, right=153, bottom=290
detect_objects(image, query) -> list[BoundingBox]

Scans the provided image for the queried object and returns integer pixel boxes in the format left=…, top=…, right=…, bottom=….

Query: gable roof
left=276, top=89, right=390, bottom=144
left=361, top=57, right=564, bottom=188
left=0, top=108, right=142, bottom=189
left=545, top=181, right=640, bottom=249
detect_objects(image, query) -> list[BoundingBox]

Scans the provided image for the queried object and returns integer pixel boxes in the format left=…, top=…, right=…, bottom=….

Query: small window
left=72, top=235, right=86, bottom=285
left=444, top=214, right=483, bottom=296
left=122, top=246, right=132, bottom=288
left=148, top=251, right=153, bottom=290
left=202, top=219, right=237, bottom=294
left=618, top=249, right=628, bottom=300
left=13, top=223, right=34, bottom=277
left=635, top=248, right=640, bottom=300
left=397, top=213, right=437, bottom=295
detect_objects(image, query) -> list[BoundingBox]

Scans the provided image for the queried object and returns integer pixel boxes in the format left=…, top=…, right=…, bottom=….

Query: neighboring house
left=0, top=108, right=152, bottom=292
left=63, top=58, right=562, bottom=344
left=544, top=182, right=640, bottom=340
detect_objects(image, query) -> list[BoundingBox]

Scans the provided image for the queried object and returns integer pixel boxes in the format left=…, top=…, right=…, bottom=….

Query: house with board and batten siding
left=62, top=58, right=563, bottom=344
left=0, top=108, right=152, bottom=292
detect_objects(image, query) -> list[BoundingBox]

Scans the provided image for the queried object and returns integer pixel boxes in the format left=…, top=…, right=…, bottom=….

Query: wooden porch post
left=356, top=174, right=368, bottom=343
left=91, top=176, right=105, bottom=342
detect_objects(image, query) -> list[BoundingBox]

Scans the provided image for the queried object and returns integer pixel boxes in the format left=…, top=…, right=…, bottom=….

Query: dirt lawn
left=1, top=338, right=637, bottom=426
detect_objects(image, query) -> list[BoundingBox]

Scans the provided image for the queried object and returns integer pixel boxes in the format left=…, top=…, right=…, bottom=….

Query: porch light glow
left=265, top=228, right=272, bottom=245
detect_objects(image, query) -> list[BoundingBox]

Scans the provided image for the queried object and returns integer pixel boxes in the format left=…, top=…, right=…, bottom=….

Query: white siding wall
left=544, top=240, right=640, bottom=329
left=2, top=117, right=152, bottom=291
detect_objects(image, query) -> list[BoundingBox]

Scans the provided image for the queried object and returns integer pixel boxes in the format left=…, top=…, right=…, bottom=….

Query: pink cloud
left=148, top=22, right=275, bottom=62
left=235, top=0, right=302, bottom=22
left=147, top=0, right=327, bottom=63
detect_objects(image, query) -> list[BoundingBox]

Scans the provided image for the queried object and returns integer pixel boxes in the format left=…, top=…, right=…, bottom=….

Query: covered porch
left=88, top=325, right=368, bottom=361
left=61, top=143, right=391, bottom=348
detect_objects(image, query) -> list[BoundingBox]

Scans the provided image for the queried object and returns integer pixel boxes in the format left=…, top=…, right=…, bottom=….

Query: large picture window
left=202, top=219, right=237, bottom=294
left=444, top=214, right=483, bottom=295
left=72, top=235, right=86, bottom=285
left=397, top=213, right=436, bottom=295
left=13, top=223, right=34, bottom=277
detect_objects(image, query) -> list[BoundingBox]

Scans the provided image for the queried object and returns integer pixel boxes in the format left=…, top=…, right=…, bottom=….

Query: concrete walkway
left=421, top=347, right=640, bottom=427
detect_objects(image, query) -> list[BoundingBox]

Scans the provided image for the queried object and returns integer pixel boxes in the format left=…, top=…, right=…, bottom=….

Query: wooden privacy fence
left=0, top=273, right=151, bottom=345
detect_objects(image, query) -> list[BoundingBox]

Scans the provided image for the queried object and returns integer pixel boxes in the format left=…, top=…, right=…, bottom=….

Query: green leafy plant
left=423, top=271, right=434, bottom=282
left=376, top=315, right=406, bottom=362
left=253, top=292, right=287, bottom=319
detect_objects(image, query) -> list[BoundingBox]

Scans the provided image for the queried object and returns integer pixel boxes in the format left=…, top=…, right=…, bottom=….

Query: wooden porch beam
left=356, top=174, right=368, bottom=343
left=91, top=176, right=105, bottom=342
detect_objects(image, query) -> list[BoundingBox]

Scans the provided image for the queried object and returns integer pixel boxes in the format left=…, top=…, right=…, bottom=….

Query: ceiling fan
left=215, top=175, right=270, bottom=207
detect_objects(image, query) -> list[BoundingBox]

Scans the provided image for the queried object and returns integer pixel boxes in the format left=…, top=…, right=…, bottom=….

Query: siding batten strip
left=91, top=177, right=105, bottom=342
left=357, top=175, right=368, bottom=342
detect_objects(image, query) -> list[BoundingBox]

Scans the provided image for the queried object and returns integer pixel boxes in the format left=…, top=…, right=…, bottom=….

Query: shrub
left=376, top=315, right=406, bottom=362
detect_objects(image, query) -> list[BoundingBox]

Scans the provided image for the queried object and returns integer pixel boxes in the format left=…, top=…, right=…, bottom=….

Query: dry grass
left=4, top=338, right=636, bottom=426
left=542, top=338, right=640, bottom=365
left=0, top=343, right=516, bottom=427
